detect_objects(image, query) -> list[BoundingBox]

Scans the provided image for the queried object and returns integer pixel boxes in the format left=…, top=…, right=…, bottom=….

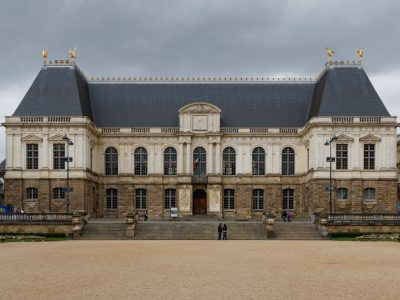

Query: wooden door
left=193, top=189, right=207, bottom=215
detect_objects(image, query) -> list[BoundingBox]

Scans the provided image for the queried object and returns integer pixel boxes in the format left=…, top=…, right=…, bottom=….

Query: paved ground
left=1, top=240, right=400, bottom=299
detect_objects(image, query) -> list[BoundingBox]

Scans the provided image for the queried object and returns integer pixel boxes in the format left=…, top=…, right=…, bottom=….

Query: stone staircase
left=134, top=221, right=267, bottom=240
left=273, top=221, right=322, bottom=240
left=80, top=219, right=127, bottom=240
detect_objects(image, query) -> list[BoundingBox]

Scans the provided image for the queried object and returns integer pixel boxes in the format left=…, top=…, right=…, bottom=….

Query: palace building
left=2, top=52, right=398, bottom=219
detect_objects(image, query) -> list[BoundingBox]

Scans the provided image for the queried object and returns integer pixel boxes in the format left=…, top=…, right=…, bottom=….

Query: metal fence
left=0, top=213, right=73, bottom=224
left=327, top=213, right=400, bottom=226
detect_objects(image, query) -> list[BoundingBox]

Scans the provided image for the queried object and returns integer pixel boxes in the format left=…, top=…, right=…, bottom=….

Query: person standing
left=287, top=209, right=292, bottom=222
left=217, top=223, right=223, bottom=240
left=144, top=210, right=148, bottom=221
left=222, top=224, right=228, bottom=240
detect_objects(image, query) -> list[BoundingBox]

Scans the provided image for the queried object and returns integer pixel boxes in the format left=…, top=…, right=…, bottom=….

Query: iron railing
left=327, top=213, right=400, bottom=226
left=0, top=213, right=73, bottom=224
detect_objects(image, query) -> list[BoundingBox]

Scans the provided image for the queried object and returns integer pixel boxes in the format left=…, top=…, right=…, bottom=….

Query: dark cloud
left=1, top=0, right=400, bottom=158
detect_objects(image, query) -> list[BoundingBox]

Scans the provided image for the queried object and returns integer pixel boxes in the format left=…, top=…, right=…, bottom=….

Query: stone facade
left=3, top=107, right=398, bottom=219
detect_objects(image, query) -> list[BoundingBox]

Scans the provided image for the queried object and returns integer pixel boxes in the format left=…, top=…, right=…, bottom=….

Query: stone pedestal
left=125, top=213, right=136, bottom=238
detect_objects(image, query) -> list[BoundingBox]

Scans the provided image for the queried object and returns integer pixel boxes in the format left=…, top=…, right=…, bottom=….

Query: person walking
left=222, top=224, right=228, bottom=240
left=281, top=210, right=287, bottom=222
left=287, top=209, right=292, bottom=222
left=217, top=223, right=223, bottom=240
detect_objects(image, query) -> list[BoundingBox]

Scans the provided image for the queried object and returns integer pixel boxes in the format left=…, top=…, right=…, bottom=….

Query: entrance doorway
left=193, top=189, right=207, bottom=215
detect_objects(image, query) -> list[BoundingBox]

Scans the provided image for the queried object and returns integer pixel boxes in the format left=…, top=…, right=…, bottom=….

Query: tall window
left=53, top=187, right=65, bottom=200
left=106, top=188, right=118, bottom=209
left=164, top=147, right=177, bottom=175
left=283, top=189, right=294, bottom=210
left=53, top=144, right=65, bottom=170
left=135, top=189, right=147, bottom=209
left=336, top=188, right=348, bottom=200
left=363, top=188, right=376, bottom=202
left=105, top=147, right=118, bottom=175
left=27, top=144, right=39, bottom=170
left=336, top=144, right=348, bottom=170
left=282, top=147, right=295, bottom=176
left=164, top=189, right=176, bottom=209
left=134, top=147, right=148, bottom=175
left=193, top=147, right=206, bottom=175
left=252, top=147, right=265, bottom=175
left=253, top=189, right=264, bottom=211
left=26, top=187, right=38, bottom=200
left=223, top=189, right=235, bottom=210
left=364, top=144, right=375, bottom=170
left=222, top=147, right=236, bottom=175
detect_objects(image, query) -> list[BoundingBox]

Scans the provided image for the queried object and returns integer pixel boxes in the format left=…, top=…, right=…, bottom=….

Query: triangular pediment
left=359, top=134, right=381, bottom=143
left=179, top=102, right=221, bottom=114
left=336, top=134, right=354, bottom=142
left=21, top=134, right=43, bottom=142
left=48, top=134, right=67, bottom=142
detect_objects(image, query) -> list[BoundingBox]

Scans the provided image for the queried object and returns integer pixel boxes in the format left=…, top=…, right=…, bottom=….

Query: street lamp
left=62, top=134, right=74, bottom=213
left=324, top=134, right=338, bottom=214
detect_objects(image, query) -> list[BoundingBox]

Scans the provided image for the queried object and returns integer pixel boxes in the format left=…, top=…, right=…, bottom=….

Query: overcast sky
left=1, top=0, right=400, bottom=160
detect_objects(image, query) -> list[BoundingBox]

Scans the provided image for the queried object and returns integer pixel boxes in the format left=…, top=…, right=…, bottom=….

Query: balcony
left=192, top=174, right=208, bottom=184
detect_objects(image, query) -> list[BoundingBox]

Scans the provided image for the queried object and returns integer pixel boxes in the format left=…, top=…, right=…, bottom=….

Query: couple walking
left=217, top=223, right=228, bottom=240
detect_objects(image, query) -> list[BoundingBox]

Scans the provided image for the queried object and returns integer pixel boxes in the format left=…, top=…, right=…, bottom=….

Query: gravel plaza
left=1, top=240, right=400, bottom=300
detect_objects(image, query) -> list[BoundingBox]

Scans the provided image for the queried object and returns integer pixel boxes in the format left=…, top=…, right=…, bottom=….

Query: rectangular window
left=253, top=189, right=264, bottom=211
left=223, top=189, right=235, bottom=210
left=364, top=144, right=375, bottom=170
left=164, top=189, right=176, bottom=209
left=283, top=189, right=294, bottom=210
left=135, top=189, right=147, bottom=209
left=336, top=144, right=348, bottom=170
left=27, top=144, right=39, bottom=170
left=53, top=144, right=65, bottom=170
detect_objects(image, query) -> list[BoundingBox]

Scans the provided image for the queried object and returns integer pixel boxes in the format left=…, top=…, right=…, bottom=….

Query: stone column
left=215, top=143, right=221, bottom=174
left=208, top=143, right=213, bottom=174
left=42, top=134, right=49, bottom=170
left=178, top=143, right=184, bottom=174
left=186, top=143, right=191, bottom=174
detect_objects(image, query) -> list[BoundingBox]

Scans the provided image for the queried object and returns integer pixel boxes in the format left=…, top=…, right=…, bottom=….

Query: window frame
left=336, top=144, right=348, bottom=170
left=363, top=188, right=376, bottom=202
left=135, top=188, right=147, bottom=210
left=26, top=187, right=38, bottom=201
left=53, top=143, right=66, bottom=170
left=252, top=189, right=264, bottom=211
left=164, top=189, right=176, bottom=209
left=105, top=147, right=118, bottom=176
left=252, top=147, right=265, bottom=176
left=53, top=187, right=65, bottom=200
left=363, top=144, right=375, bottom=170
left=106, top=188, right=118, bottom=209
left=163, top=147, right=177, bottom=176
left=193, top=147, right=206, bottom=175
left=336, top=188, right=348, bottom=200
left=223, top=189, right=235, bottom=210
left=282, top=147, right=295, bottom=176
left=26, top=143, right=39, bottom=170
left=282, top=188, right=294, bottom=210
left=222, top=147, right=236, bottom=176
left=134, top=147, right=148, bottom=176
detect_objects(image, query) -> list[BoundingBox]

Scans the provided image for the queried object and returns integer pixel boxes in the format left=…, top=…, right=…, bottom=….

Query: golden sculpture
left=356, top=49, right=364, bottom=60
left=41, top=49, right=48, bottom=64
left=69, top=48, right=77, bottom=63
left=326, top=48, right=335, bottom=62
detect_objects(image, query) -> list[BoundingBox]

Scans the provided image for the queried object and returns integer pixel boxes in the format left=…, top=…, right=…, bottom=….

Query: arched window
left=363, top=188, right=376, bottom=202
left=253, top=189, right=264, bottom=211
left=222, top=147, right=236, bottom=175
left=252, top=147, right=265, bottom=175
left=193, top=147, right=206, bottom=175
left=164, top=147, right=177, bottom=175
left=53, top=187, right=65, bottom=200
left=282, top=147, right=295, bottom=176
left=135, top=189, right=147, bottom=209
left=106, top=188, right=118, bottom=209
left=134, top=147, right=148, bottom=175
left=164, top=189, right=176, bottom=209
left=26, top=187, right=38, bottom=200
left=336, top=188, right=348, bottom=200
left=282, top=188, right=294, bottom=210
left=105, top=147, right=118, bottom=175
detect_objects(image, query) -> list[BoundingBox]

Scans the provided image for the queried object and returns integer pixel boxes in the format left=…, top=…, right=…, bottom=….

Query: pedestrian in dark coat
left=217, top=223, right=223, bottom=240
left=222, top=224, right=228, bottom=240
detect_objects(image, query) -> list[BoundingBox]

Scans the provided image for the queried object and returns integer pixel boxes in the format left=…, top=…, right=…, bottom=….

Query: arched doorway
left=193, top=189, right=207, bottom=215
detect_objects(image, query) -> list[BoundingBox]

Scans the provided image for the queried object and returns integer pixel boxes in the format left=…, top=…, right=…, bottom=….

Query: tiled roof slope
left=12, top=64, right=391, bottom=127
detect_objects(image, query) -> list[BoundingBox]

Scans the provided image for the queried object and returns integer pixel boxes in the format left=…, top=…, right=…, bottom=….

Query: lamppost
left=63, top=134, right=74, bottom=213
left=324, top=134, right=338, bottom=214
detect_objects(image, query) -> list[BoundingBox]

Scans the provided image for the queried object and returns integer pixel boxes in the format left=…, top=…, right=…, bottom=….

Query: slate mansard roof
left=13, top=62, right=390, bottom=128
